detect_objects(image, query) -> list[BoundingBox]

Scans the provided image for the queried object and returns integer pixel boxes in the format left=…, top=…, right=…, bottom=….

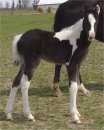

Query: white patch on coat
left=12, top=34, right=22, bottom=66
left=54, top=18, right=83, bottom=41
left=54, top=19, right=83, bottom=65
left=88, top=14, right=96, bottom=34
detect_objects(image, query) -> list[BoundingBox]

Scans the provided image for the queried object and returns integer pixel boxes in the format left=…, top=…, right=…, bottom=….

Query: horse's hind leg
left=53, top=64, right=62, bottom=97
left=78, top=73, right=92, bottom=96
left=5, top=65, right=24, bottom=120
left=21, top=58, right=40, bottom=121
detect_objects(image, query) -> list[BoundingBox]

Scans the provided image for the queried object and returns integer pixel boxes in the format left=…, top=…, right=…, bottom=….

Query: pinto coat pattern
left=5, top=5, right=100, bottom=123
left=53, top=0, right=104, bottom=97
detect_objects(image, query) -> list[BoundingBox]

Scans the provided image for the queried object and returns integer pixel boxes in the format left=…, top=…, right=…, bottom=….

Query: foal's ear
left=95, top=4, right=100, bottom=15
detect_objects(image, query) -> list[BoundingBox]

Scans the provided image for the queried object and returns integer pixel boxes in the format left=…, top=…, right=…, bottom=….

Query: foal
left=5, top=5, right=100, bottom=123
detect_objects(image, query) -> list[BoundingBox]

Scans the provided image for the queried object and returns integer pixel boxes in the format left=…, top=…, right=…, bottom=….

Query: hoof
left=53, top=91, right=62, bottom=97
left=23, top=112, right=35, bottom=122
left=28, top=118, right=35, bottom=122
left=73, top=119, right=81, bottom=124
left=6, top=113, right=13, bottom=121
left=7, top=118, right=13, bottom=121
left=53, top=83, right=62, bottom=97
left=85, top=91, right=92, bottom=97
left=70, top=112, right=81, bottom=124
left=30, top=118, right=35, bottom=122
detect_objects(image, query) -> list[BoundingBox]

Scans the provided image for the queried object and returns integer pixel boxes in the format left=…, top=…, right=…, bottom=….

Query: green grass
left=0, top=13, right=104, bottom=130
left=0, top=9, right=39, bottom=16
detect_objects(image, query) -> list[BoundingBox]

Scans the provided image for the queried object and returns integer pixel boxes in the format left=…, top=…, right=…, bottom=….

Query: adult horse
left=53, top=0, right=104, bottom=96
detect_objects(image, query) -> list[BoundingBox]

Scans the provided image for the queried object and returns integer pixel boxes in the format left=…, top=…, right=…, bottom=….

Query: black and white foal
left=5, top=5, right=100, bottom=123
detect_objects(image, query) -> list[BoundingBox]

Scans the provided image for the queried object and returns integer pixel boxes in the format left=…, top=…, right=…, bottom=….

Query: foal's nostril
left=89, top=32, right=95, bottom=40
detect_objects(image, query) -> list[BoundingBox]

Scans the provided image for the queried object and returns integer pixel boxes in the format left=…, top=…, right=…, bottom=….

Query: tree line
left=0, top=0, right=40, bottom=10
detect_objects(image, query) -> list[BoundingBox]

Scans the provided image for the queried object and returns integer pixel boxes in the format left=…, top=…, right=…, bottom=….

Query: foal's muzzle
left=88, top=31, right=95, bottom=41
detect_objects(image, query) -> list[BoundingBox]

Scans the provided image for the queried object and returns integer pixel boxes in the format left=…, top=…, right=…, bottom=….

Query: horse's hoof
left=76, top=119, right=81, bottom=124
left=28, top=118, right=35, bottom=122
left=5, top=112, right=13, bottom=121
left=73, top=119, right=81, bottom=124
left=23, top=112, right=35, bottom=122
left=7, top=118, right=13, bottom=121
left=86, top=91, right=92, bottom=97
left=53, top=91, right=62, bottom=97
left=53, top=83, right=62, bottom=97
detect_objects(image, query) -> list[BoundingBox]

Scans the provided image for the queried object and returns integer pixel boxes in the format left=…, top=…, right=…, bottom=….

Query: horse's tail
left=12, top=34, right=23, bottom=66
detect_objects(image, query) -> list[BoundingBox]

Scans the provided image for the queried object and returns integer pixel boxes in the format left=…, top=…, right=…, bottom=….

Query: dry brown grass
left=0, top=12, right=104, bottom=130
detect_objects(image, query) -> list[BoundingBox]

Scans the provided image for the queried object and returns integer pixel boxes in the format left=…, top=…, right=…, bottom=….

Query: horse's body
left=54, top=0, right=104, bottom=42
left=5, top=5, right=100, bottom=123
left=53, top=0, right=104, bottom=96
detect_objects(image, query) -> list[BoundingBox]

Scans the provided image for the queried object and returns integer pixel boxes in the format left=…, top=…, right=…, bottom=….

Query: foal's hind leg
left=53, top=64, right=62, bottom=97
left=5, top=65, right=24, bottom=120
left=21, top=58, right=40, bottom=121
left=78, top=73, right=92, bottom=96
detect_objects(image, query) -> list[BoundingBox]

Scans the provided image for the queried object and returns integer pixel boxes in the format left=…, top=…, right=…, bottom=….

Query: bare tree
left=11, top=0, right=15, bottom=10
left=22, top=0, right=30, bottom=9
left=5, top=1, right=10, bottom=9
left=33, top=0, right=40, bottom=10
left=11, top=0, right=15, bottom=16
left=17, top=0, right=22, bottom=9
left=0, top=2, right=3, bottom=9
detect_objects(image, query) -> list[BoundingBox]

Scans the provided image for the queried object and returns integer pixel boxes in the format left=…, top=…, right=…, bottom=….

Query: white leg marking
left=69, top=81, right=81, bottom=123
left=5, top=87, right=19, bottom=120
left=20, top=74, right=35, bottom=121
left=78, top=83, right=92, bottom=97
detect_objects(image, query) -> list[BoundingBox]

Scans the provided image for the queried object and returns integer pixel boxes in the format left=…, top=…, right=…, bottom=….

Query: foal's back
left=17, top=29, right=72, bottom=64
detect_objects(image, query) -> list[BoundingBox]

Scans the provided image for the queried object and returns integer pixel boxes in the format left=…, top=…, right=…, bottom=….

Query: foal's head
left=83, top=4, right=100, bottom=41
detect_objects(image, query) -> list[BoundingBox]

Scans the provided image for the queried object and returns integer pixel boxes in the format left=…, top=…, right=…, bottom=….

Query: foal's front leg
left=68, top=64, right=81, bottom=123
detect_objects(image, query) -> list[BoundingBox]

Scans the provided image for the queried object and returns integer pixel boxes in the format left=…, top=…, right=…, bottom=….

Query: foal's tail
left=12, top=34, right=23, bottom=66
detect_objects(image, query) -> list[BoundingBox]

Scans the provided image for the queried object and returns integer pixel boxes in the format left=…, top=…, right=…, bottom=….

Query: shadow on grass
left=0, top=83, right=103, bottom=123
left=0, top=112, right=38, bottom=123
left=0, top=83, right=103, bottom=97
left=22, top=82, right=104, bottom=97
left=85, top=83, right=104, bottom=91
left=0, top=112, right=54, bottom=124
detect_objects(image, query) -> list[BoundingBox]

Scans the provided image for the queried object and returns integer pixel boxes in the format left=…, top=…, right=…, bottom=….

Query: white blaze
left=88, top=14, right=96, bottom=36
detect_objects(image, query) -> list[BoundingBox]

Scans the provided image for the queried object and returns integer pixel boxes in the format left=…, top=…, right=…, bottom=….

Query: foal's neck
left=54, top=18, right=83, bottom=41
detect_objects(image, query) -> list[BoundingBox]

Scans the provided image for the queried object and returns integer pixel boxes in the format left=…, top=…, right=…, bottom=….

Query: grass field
left=0, top=12, right=104, bottom=130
